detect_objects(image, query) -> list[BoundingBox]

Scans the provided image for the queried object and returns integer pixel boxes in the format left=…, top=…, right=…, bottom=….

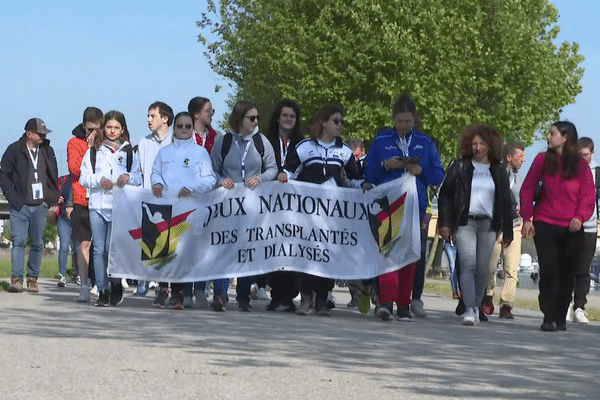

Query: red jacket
left=67, top=135, right=89, bottom=207
left=194, top=126, right=218, bottom=154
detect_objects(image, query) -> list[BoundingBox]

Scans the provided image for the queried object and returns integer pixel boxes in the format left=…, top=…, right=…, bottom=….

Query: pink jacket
left=520, top=152, right=595, bottom=228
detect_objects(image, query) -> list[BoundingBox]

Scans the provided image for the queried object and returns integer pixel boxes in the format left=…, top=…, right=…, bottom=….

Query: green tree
left=198, top=0, right=583, bottom=162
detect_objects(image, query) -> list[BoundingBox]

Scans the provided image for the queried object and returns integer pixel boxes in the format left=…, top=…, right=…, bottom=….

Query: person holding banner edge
left=151, top=111, right=217, bottom=309
left=279, top=104, right=367, bottom=316
left=265, top=99, right=304, bottom=312
left=210, top=100, right=278, bottom=312
left=363, top=93, right=445, bottom=321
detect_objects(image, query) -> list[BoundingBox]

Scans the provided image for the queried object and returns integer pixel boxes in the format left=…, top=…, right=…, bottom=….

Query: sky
left=0, top=1, right=599, bottom=176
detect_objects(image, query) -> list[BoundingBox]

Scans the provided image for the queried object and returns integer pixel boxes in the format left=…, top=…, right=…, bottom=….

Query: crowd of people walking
left=2, top=93, right=597, bottom=331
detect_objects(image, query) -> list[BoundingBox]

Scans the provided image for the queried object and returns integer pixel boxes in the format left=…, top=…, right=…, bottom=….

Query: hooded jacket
left=67, top=124, right=91, bottom=207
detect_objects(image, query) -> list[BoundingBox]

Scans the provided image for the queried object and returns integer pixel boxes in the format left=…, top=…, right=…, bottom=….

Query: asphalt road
left=1, top=280, right=599, bottom=399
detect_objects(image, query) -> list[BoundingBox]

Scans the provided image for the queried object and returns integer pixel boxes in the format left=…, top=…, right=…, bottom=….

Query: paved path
left=1, top=280, right=599, bottom=399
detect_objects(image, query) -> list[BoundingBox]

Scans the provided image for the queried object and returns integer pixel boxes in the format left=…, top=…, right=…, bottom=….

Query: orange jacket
left=67, top=135, right=89, bottom=207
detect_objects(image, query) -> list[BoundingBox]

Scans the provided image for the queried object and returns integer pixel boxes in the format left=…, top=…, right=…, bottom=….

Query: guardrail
left=0, top=198, right=9, bottom=220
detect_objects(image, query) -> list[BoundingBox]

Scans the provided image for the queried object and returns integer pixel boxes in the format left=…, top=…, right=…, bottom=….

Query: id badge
left=32, top=182, right=44, bottom=200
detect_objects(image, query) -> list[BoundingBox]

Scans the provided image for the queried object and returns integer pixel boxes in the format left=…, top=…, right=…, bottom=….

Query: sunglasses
left=86, top=127, right=100, bottom=133
left=245, top=115, right=260, bottom=122
left=176, top=123, right=193, bottom=129
left=331, top=118, right=344, bottom=125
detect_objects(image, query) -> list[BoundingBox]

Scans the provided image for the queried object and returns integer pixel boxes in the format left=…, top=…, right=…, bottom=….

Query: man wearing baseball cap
left=1, top=117, right=59, bottom=293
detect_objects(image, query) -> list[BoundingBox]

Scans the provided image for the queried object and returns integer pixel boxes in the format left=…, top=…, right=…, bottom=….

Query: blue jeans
left=89, top=210, right=111, bottom=291
left=444, top=241, right=460, bottom=293
left=212, top=279, right=229, bottom=300
left=454, top=218, right=497, bottom=309
left=10, top=204, right=47, bottom=279
left=57, top=215, right=72, bottom=277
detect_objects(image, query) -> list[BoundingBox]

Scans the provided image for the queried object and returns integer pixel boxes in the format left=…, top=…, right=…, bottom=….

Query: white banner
left=108, top=175, right=421, bottom=282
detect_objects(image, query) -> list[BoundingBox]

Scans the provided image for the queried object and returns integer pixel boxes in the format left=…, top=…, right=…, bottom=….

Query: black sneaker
left=315, top=299, right=331, bottom=316
left=238, top=300, right=252, bottom=312
left=540, top=322, right=557, bottom=332
left=266, top=300, right=280, bottom=311
left=153, top=288, right=169, bottom=309
left=110, top=281, right=123, bottom=306
left=283, top=301, right=296, bottom=313
left=478, top=307, right=488, bottom=322
left=96, top=289, right=110, bottom=307
left=455, top=298, right=465, bottom=315
left=397, top=306, right=413, bottom=322
left=170, top=292, right=184, bottom=310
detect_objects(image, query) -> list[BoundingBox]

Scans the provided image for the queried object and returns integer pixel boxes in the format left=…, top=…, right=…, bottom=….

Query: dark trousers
left=533, top=221, right=582, bottom=324
left=158, top=282, right=184, bottom=295
left=254, top=274, right=268, bottom=288
left=574, top=231, right=596, bottom=310
left=269, top=271, right=299, bottom=304
left=299, top=273, right=334, bottom=302
left=412, top=215, right=429, bottom=300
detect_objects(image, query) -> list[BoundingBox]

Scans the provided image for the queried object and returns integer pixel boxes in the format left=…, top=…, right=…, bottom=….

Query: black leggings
left=533, top=221, right=582, bottom=324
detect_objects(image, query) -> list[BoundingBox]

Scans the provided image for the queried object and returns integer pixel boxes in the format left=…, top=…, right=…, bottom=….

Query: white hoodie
left=151, top=136, right=216, bottom=195
left=80, top=141, right=142, bottom=221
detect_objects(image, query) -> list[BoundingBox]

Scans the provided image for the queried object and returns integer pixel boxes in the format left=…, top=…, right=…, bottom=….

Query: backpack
left=220, top=132, right=265, bottom=172
left=90, top=144, right=133, bottom=173
left=595, top=166, right=600, bottom=218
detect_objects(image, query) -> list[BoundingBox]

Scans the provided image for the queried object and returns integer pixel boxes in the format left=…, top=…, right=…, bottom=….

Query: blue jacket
left=364, top=127, right=445, bottom=218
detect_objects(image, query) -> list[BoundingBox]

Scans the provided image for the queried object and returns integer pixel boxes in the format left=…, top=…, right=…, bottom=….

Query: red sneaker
left=482, top=296, right=494, bottom=315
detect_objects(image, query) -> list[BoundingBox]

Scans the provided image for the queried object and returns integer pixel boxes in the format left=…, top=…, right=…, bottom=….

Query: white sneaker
left=250, top=283, right=259, bottom=300
left=326, top=291, right=336, bottom=309
left=148, top=281, right=158, bottom=289
left=89, top=285, right=99, bottom=297
left=121, top=278, right=129, bottom=289
left=257, top=287, right=269, bottom=300
left=573, top=308, right=589, bottom=324
left=57, top=275, right=67, bottom=287
left=566, top=302, right=574, bottom=322
left=462, top=307, right=478, bottom=326
left=410, top=299, right=427, bottom=317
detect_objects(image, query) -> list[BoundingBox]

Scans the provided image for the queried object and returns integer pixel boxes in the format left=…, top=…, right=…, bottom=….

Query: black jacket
left=438, top=157, right=513, bottom=242
left=0, top=134, right=59, bottom=210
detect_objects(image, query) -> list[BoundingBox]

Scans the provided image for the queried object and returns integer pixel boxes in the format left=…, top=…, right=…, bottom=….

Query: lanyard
left=27, top=146, right=40, bottom=182
left=279, top=137, right=289, bottom=168
left=234, top=136, right=253, bottom=181
left=396, top=129, right=413, bottom=157
left=317, top=140, right=334, bottom=178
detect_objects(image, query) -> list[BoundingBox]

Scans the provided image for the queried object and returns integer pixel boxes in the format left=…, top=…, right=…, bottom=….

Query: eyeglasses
left=331, top=118, right=344, bottom=125
left=245, top=115, right=260, bottom=122
left=86, top=127, right=100, bottom=133
left=176, top=123, right=193, bottom=129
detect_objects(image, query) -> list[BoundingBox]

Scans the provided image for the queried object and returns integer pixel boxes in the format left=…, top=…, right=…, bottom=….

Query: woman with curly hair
left=438, top=122, right=513, bottom=325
